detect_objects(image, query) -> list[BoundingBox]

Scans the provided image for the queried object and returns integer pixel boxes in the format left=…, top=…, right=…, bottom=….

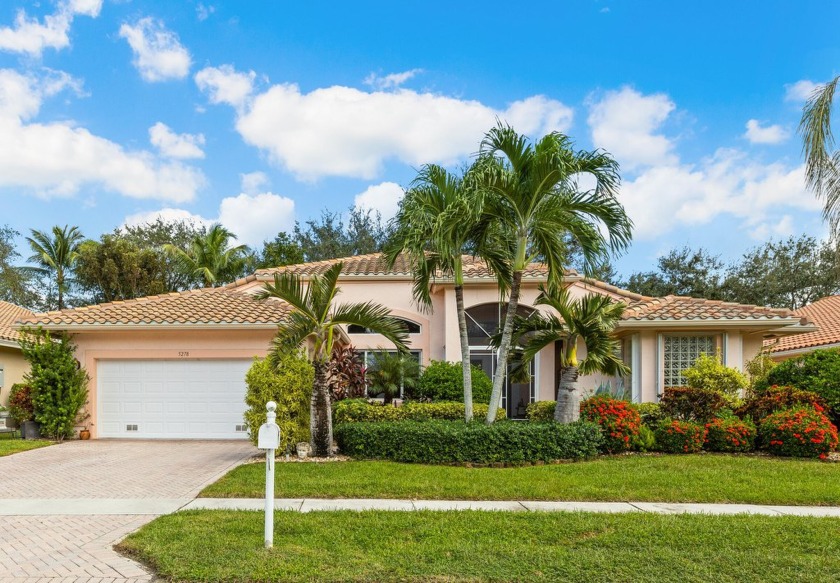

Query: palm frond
left=330, top=301, right=410, bottom=351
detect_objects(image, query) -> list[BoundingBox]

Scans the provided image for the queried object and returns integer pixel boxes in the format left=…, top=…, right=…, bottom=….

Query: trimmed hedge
left=655, top=420, right=707, bottom=454
left=704, top=417, right=756, bottom=453
left=333, top=399, right=505, bottom=425
left=415, top=361, right=493, bottom=403
left=335, top=420, right=603, bottom=464
left=760, top=348, right=840, bottom=422
left=526, top=400, right=556, bottom=422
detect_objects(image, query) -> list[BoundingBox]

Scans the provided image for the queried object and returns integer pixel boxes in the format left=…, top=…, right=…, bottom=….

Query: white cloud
left=744, top=119, right=789, bottom=145
left=200, top=69, right=574, bottom=180
left=124, top=207, right=210, bottom=229
left=587, top=86, right=677, bottom=170
left=0, top=68, right=204, bottom=202
left=149, top=122, right=205, bottom=159
left=363, top=69, right=423, bottom=90
left=785, top=79, right=819, bottom=103
left=194, top=65, right=256, bottom=109
left=196, top=3, right=216, bottom=21
left=240, top=171, right=269, bottom=194
left=354, top=182, right=404, bottom=221
left=0, top=0, right=102, bottom=56
left=119, top=17, right=191, bottom=82
left=749, top=214, right=795, bottom=241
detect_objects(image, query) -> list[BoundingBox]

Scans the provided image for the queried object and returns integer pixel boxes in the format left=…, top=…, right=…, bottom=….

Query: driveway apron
left=0, top=440, right=256, bottom=582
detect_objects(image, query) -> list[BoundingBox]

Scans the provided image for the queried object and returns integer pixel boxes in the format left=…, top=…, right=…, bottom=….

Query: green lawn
left=118, top=509, right=840, bottom=582
left=0, top=432, right=52, bottom=457
left=201, top=455, right=840, bottom=505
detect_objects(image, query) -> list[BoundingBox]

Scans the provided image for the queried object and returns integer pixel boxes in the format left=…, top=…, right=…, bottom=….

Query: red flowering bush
left=655, top=420, right=707, bottom=454
left=758, top=407, right=838, bottom=459
left=736, top=385, right=826, bottom=423
left=704, top=417, right=756, bottom=453
left=580, top=395, right=640, bottom=454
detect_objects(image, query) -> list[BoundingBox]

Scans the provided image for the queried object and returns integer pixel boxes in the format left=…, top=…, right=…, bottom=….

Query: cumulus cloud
left=0, top=68, right=204, bottom=202
left=354, top=182, right=404, bottom=221
left=149, top=122, right=205, bottom=159
left=749, top=215, right=795, bottom=241
left=119, top=17, right=191, bottom=82
left=125, top=191, right=295, bottom=247
left=198, top=67, right=574, bottom=180
left=0, top=0, right=102, bottom=56
left=194, top=65, right=256, bottom=109
left=240, top=171, right=269, bottom=194
left=785, top=79, right=819, bottom=103
left=196, top=3, right=216, bottom=21
left=587, top=86, right=677, bottom=170
left=744, top=119, right=789, bottom=145
left=363, top=69, right=423, bottom=90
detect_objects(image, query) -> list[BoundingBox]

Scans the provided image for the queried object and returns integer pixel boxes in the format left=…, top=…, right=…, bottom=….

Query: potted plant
left=8, top=384, right=39, bottom=440
left=77, top=407, right=91, bottom=440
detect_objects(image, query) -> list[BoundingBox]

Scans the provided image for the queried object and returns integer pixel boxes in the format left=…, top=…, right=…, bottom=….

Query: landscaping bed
left=200, top=455, right=840, bottom=505
left=0, top=433, right=52, bottom=457
left=118, top=509, right=840, bottom=582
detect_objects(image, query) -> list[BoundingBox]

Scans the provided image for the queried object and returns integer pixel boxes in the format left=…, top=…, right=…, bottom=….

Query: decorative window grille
left=663, top=336, right=715, bottom=388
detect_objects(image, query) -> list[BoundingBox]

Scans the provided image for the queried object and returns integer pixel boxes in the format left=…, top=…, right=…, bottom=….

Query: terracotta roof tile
left=621, top=295, right=807, bottom=323
left=766, top=295, right=840, bottom=353
left=0, top=301, right=35, bottom=343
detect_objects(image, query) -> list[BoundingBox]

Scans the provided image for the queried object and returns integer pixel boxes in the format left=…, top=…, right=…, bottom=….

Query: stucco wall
left=0, top=345, right=28, bottom=408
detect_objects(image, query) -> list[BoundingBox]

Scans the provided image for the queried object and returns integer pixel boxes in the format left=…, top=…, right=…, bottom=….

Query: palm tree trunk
left=57, top=270, right=64, bottom=310
left=553, top=366, right=580, bottom=423
left=310, top=361, right=333, bottom=457
left=455, top=284, right=473, bottom=422
left=485, top=270, right=523, bottom=424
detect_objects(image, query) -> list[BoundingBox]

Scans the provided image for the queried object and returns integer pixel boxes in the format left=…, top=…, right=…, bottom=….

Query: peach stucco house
left=19, top=253, right=815, bottom=439
left=0, top=301, right=35, bottom=409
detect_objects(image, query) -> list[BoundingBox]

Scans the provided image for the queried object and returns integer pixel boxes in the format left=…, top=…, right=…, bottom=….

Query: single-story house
left=765, top=295, right=840, bottom=360
left=0, top=301, right=35, bottom=408
left=19, top=253, right=815, bottom=439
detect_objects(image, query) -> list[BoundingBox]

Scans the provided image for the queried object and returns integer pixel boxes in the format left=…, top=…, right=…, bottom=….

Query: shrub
left=327, top=346, right=366, bottom=401
left=580, top=395, right=641, bottom=454
left=333, top=399, right=505, bottom=424
left=7, top=383, right=34, bottom=424
left=636, top=402, right=664, bottom=428
left=655, top=420, right=707, bottom=454
left=335, top=419, right=603, bottom=464
left=367, top=352, right=420, bottom=404
left=632, top=425, right=657, bottom=452
left=526, top=400, right=556, bottom=422
left=244, top=353, right=313, bottom=453
left=659, top=387, right=728, bottom=423
left=744, top=351, right=777, bottom=394
left=416, top=360, right=493, bottom=403
left=760, top=349, right=840, bottom=422
left=736, top=386, right=827, bottom=424
left=20, top=328, right=88, bottom=441
left=682, top=350, right=748, bottom=397
left=704, top=417, right=756, bottom=453
left=758, top=407, right=839, bottom=459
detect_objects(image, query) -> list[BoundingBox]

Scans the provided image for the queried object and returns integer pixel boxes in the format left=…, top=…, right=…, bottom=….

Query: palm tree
left=256, top=262, right=409, bottom=456
left=475, top=123, right=633, bottom=423
left=504, top=286, right=629, bottom=423
left=386, top=163, right=507, bottom=421
left=164, top=224, right=250, bottom=287
left=801, top=77, right=840, bottom=233
left=366, top=351, right=420, bottom=404
left=24, top=225, right=84, bottom=310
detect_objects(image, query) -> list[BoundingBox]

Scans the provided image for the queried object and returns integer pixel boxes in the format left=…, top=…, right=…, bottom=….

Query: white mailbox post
left=257, top=401, right=280, bottom=549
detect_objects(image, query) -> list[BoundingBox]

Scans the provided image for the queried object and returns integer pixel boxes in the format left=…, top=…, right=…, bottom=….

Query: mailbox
left=258, top=423, right=280, bottom=450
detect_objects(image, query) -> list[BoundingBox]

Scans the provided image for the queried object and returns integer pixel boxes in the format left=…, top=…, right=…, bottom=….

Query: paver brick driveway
left=0, top=440, right=256, bottom=582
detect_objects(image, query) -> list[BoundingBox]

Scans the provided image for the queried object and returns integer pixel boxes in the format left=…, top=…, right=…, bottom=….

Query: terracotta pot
left=79, top=429, right=91, bottom=440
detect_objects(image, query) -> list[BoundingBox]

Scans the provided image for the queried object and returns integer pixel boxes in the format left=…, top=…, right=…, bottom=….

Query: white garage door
left=97, top=360, right=252, bottom=439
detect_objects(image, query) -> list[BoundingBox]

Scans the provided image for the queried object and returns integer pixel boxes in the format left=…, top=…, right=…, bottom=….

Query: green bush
left=20, top=328, right=88, bottom=441
left=654, top=420, right=707, bottom=454
left=416, top=360, right=493, bottom=403
left=704, top=417, right=756, bottom=453
left=659, top=387, right=728, bottom=423
left=760, top=349, right=840, bottom=422
left=526, top=400, right=556, bottom=422
left=333, top=399, right=505, bottom=424
left=7, top=383, right=34, bottom=424
left=682, top=350, right=748, bottom=398
left=632, top=425, right=657, bottom=452
left=367, top=352, right=420, bottom=404
left=758, top=407, right=839, bottom=459
left=636, top=402, right=664, bottom=428
left=335, top=419, right=603, bottom=464
left=736, top=386, right=827, bottom=424
left=244, top=353, right=313, bottom=453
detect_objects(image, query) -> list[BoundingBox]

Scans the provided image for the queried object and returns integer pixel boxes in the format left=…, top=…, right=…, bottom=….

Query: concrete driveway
left=0, top=440, right=256, bottom=582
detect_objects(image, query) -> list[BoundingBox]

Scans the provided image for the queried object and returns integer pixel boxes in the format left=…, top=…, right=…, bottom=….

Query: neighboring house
left=765, top=295, right=840, bottom=360
left=19, top=253, right=815, bottom=439
left=0, top=301, right=35, bottom=408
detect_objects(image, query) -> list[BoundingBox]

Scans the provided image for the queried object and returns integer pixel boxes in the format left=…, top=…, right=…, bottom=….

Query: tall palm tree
left=801, top=77, right=840, bottom=233
left=164, top=224, right=250, bottom=287
left=256, top=262, right=409, bottom=456
left=504, top=286, right=629, bottom=423
left=386, top=163, right=507, bottom=421
left=476, top=123, right=633, bottom=423
left=24, top=225, right=84, bottom=310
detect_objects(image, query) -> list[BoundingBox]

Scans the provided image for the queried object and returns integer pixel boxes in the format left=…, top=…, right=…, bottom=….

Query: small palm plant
left=366, top=351, right=420, bottom=404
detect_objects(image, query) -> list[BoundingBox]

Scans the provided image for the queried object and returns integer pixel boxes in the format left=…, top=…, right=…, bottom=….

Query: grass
left=0, top=432, right=52, bottom=457
left=201, top=455, right=840, bottom=505
left=118, top=509, right=840, bottom=582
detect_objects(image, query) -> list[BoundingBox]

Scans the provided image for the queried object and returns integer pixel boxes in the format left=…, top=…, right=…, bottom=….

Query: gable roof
left=765, top=295, right=840, bottom=354
left=0, top=301, right=35, bottom=346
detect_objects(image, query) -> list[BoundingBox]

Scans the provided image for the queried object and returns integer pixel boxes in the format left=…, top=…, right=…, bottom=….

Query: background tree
left=164, top=224, right=250, bottom=287
left=0, top=225, right=45, bottom=310
left=258, top=232, right=305, bottom=268
left=121, top=219, right=208, bottom=291
left=74, top=235, right=168, bottom=303
left=476, top=124, right=632, bottom=424
left=23, top=225, right=84, bottom=310
left=623, top=247, right=725, bottom=299
left=294, top=207, right=390, bottom=261
left=256, top=262, right=409, bottom=456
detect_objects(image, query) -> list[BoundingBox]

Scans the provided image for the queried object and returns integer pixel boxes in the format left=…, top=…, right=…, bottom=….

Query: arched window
left=465, top=303, right=535, bottom=346
left=348, top=318, right=421, bottom=335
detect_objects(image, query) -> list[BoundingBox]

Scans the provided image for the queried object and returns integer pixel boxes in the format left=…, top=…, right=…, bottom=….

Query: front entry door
left=470, top=350, right=535, bottom=419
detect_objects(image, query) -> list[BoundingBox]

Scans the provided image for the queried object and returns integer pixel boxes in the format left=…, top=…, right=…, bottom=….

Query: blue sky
left=0, top=0, right=838, bottom=276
